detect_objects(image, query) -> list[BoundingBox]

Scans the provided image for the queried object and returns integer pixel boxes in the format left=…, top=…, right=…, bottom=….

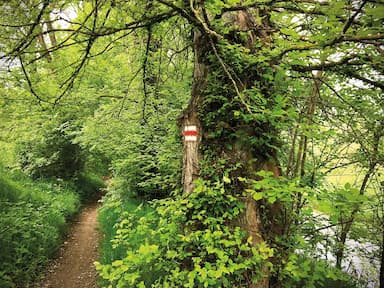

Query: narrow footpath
left=38, top=202, right=100, bottom=288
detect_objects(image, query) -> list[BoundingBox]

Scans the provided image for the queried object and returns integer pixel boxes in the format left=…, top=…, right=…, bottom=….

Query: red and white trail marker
left=184, top=125, right=198, bottom=142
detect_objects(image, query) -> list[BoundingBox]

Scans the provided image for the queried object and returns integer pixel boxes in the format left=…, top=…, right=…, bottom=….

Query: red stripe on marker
left=184, top=130, right=198, bottom=137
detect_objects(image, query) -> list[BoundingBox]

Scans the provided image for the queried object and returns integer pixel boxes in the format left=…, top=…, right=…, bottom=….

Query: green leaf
left=253, top=192, right=264, bottom=201
left=112, top=260, right=123, bottom=267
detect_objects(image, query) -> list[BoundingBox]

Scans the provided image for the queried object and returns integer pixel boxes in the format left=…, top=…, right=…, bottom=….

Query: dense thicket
left=0, top=168, right=80, bottom=287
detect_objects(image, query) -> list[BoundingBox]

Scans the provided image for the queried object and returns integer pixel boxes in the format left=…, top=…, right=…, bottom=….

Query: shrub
left=16, top=121, right=85, bottom=179
left=110, top=123, right=182, bottom=201
left=280, top=254, right=359, bottom=288
left=97, top=193, right=149, bottom=267
left=72, top=172, right=106, bottom=202
left=96, top=180, right=273, bottom=287
left=0, top=171, right=80, bottom=287
left=96, top=175, right=362, bottom=287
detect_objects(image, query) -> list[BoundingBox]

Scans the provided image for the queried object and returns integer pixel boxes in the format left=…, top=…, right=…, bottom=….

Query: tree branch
left=341, top=0, right=368, bottom=34
left=3, top=0, right=50, bottom=59
left=290, top=56, right=363, bottom=72
left=278, top=33, right=384, bottom=59
left=19, top=56, right=50, bottom=105
left=341, top=70, right=384, bottom=90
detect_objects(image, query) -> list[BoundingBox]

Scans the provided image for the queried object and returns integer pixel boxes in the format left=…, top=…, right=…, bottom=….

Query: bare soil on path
left=37, top=202, right=100, bottom=288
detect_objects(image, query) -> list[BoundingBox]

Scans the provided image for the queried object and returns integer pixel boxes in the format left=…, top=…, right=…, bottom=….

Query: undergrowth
left=97, top=192, right=150, bottom=270
left=73, top=171, right=106, bottom=202
left=0, top=168, right=80, bottom=287
left=96, top=180, right=270, bottom=287
left=97, top=178, right=361, bottom=288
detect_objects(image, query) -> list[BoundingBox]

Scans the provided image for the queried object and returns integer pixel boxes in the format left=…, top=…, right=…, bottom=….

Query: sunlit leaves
left=96, top=180, right=270, bottom=287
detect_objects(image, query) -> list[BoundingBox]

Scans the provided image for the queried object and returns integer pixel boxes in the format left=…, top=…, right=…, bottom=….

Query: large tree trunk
left=179, top=5, right=284, bottom=287
left=178, top=30, right=205, bottom=194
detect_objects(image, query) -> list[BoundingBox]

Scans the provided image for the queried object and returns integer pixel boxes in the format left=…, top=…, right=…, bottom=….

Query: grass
left=0, top=168, right=81, bottom=288
left=97, top=193, right=146, bottom=265
left=97, top=191, right=158, bottom=287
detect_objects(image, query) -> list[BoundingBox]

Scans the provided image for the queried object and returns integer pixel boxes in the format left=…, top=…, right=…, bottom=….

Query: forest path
left=38, top=202, right=100, bottom=288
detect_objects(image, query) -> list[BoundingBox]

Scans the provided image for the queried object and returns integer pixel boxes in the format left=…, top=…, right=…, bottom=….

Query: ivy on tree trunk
left=179, top=5, right=286, bottom=287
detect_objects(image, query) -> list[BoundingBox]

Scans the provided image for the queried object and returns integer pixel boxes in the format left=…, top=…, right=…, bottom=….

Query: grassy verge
left=0, top=169, right=80, bottom=287
left=97, top=193, right=150, bottom=266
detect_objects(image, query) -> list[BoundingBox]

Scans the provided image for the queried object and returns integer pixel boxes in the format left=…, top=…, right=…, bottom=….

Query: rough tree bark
left=178, top=30, right=205, bottom=195
left=179, top=5, right=283, bottom=288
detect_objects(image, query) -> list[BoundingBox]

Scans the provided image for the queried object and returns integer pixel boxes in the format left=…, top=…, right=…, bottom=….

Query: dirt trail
left=38, top=202, right=100, bottom=288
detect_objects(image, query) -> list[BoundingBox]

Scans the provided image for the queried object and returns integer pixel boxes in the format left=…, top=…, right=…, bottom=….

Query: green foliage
left=0, top=169, right=80, bottom=287
left=281, top=255, right=359, bottom=288
left=317, top=183, right=366, bottom=221
left=16, top=121, right=85, bottom=179
left=0, top=173, right=23, bottom=203
left=244, top=171, right=311, bottom=204
left=0, top=0, right=383, bottom=286
left=97, top=174, right=361, bottom=287
left=97, top=193, right=151, bottom=271
left=234, top=173, right=362, bottom=286
left=110, top=121, right=183, bottom=200
left=0, top=202, right=63, bottom=287
left=72, top=171, right=106, bottom=202
left=72, top=18, right=191, bottom=201
left=96, top=180, right=273, bottom=287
